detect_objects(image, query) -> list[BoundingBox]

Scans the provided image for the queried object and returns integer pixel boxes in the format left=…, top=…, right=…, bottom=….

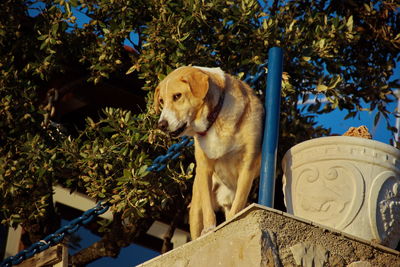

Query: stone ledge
left=138, top=204, right=400, bottom=267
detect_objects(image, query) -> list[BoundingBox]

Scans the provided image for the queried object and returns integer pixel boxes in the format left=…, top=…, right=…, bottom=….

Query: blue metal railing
left=258, top=47, right=284, bottom=207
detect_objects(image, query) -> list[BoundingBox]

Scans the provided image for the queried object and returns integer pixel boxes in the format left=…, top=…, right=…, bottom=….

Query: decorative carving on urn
left=288, top=162, right=364, bottom=231
left=282, top=136, right=400, bottom=249
left=369, top=172, right=400, bottom=248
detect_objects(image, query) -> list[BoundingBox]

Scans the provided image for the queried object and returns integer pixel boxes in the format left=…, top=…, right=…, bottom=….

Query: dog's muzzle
left=158, top=120, right=187, bottom=137
left=158, top=120, right=169, bottom=132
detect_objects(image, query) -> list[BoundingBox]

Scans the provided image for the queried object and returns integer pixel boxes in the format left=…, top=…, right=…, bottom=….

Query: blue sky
left=24, top=2, right=400, bottom=266
left=313, top=95, right=399, bottom=144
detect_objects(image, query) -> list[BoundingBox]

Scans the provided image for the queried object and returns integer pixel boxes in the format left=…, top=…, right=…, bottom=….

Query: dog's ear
left=153, top=86, right=160, bottom=114
left=181, top=70, right=209, bottom=99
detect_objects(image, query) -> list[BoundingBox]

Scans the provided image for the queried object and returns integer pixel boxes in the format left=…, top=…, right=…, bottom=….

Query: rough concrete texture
left=138, top=204, right=400, bottom=267
left=290, top=243, right=328, bottom=267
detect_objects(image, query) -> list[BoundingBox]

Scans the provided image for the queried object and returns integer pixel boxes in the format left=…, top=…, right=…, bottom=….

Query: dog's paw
left=226, top=213, right=234, bottom=221
left=201, top=225, right=216, bottom=236
left=226, top=210, right=237, bottom=221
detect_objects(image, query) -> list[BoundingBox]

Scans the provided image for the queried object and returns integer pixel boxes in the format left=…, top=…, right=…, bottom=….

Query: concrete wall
left=138, top=204, right=400, bottom=267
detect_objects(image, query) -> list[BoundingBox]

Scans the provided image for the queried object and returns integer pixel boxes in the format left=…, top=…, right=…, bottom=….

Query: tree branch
left=270, top=0, right=279, bottom=16
left=23, top=186, right=60, bottom=247
left=161, top=213, right=180, bottom=254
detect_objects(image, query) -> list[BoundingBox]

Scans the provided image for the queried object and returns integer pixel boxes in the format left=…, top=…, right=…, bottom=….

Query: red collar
left=197, top=131, right=207, bottom=136
left=196, top=92, right=225, bottom=136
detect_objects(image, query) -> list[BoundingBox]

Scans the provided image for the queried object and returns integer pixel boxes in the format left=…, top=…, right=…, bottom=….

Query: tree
left=1, top=0, right=399, bottom=265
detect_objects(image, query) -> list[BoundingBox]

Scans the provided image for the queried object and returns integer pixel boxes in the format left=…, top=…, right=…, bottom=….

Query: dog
left=154, top=66, right=264, bottom=240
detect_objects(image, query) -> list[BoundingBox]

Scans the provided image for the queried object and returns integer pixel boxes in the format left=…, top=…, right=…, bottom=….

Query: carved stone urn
left=282, top=136, right=400, bottom=249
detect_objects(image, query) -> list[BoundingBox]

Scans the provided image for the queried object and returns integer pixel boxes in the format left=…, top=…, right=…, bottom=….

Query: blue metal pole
left=258, top=47, right=283, bottom=207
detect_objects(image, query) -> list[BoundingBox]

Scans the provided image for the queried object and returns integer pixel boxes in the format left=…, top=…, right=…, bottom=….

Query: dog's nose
left=158, top=120, right=168, bottom=131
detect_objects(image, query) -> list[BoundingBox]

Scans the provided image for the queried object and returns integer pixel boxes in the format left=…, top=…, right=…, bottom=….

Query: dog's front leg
left=193, top=142, right=216, bottom=236
left=189, top=177, right=203, bottom=240
left=226, top=152, right=261, bottom=221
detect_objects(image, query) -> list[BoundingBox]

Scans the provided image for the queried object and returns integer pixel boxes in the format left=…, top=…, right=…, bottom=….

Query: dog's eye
left=159, top=98, right=164, bottom=106
left=173, top=93, right=182, bottom=101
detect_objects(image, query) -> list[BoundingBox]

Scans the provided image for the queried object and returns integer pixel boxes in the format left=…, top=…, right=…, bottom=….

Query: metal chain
left=243, top=62, right=268, bottom=85
left=1, top=202, right=110, bottom=267
left=146, top=136, right=194, bottom=172
left=0, top=136, right=194, bottom=267
left=1, top=65, right=268, bottom=267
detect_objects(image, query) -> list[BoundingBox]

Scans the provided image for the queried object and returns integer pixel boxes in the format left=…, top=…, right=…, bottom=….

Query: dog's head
left=154, top=66, right=223, bottom=137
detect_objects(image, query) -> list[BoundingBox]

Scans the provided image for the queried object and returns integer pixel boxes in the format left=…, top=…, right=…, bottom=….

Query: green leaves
left=346, top=15, right=354, bottom=32
left=317, top=75, right=343, bottom=92
left=56, top=107, right=193, bottom=226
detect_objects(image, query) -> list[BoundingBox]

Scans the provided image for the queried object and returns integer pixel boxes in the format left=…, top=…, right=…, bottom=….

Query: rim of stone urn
left=282, top=136, right=400, bottom=172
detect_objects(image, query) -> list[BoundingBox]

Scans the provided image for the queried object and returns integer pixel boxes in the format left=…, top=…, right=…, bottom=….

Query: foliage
left=0, top=0, right=399, bottom=264
left=59, top=108, right=194, bottom=225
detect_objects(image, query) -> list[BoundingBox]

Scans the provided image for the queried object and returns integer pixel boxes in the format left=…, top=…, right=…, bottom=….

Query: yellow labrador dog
left=154, top=66, right=264, bottom=240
